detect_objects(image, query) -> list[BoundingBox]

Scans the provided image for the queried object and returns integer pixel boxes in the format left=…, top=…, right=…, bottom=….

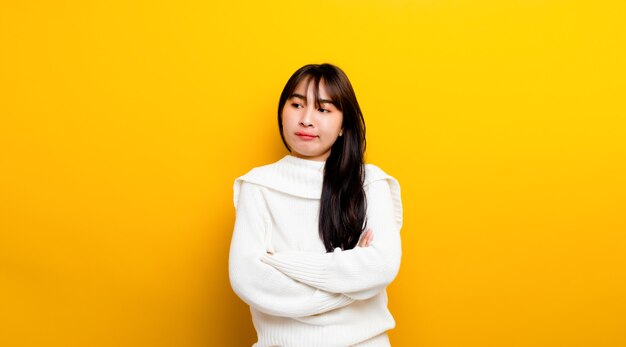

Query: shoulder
left=232, top=162, right=278, bottom=209
left=363, top=163, right=403, bottom=229
left=364, top=163, right=400, bottom=187
left=237, top=161, right=279, bottom=182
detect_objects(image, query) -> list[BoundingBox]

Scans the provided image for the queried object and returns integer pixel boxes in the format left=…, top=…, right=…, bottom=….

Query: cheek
left=333, top=114, right=344, bottom=133
left=280, top=111, right=290, bottom=128
left=321, top=118, right=343, bottom=140
left=281, top=109, right=297, bottom=125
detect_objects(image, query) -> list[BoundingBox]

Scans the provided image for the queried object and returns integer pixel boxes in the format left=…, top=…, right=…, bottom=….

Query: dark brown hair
left=278, top=63, right=367, bottom=252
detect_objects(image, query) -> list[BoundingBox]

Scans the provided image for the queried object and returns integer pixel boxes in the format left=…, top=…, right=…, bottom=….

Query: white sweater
left=229, top=155, right=403, bottom=347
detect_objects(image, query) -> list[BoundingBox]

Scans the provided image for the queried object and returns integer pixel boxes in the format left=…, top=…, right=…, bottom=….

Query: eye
left=291, top=103, right=303, bottom=109
left=318, top=108, right=330, bottom=113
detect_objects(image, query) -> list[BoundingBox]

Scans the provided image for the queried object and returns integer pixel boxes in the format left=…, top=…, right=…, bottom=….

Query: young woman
left=229, top=63, right=403, bottom=347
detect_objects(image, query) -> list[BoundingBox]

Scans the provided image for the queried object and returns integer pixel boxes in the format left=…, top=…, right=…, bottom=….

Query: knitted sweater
left=229, top=155, right=403, bottom=347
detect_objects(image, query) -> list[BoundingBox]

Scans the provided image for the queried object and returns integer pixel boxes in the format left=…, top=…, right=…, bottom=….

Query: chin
left=294, top=151, right=320, bottom=159
left=289, top=147, right=319, bottom=158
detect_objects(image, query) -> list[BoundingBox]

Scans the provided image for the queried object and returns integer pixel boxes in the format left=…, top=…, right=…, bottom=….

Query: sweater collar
left=235, top=155, right=325, bottom=200
left=279, top=154, right=326, bottom=171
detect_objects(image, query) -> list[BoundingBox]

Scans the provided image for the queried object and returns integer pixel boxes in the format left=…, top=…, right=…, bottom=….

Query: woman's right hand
left=357, top=228, right=374, bottom=247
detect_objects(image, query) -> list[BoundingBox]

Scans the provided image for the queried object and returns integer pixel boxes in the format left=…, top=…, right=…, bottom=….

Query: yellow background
left=1, top=0, right=625, bottom=346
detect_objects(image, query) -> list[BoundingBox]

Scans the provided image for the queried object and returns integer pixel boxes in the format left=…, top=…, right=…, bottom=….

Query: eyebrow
left=290, top=93, right=336, bottom=105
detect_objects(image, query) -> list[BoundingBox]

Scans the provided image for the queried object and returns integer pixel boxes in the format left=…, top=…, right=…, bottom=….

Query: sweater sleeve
left=260, top=178, right=402, bottom=300
left=229, top=180, right=355, bottom=317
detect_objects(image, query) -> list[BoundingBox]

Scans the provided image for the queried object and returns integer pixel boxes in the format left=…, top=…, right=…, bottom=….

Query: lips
left=295, top=132, right=318, bottom=139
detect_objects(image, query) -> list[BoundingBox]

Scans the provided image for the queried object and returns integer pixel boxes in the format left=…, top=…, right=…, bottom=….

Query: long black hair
left=278, top=63, right=367, bottom=252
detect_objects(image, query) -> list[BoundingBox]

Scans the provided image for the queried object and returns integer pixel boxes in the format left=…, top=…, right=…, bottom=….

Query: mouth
left=295, top=132, right=318, bottom=139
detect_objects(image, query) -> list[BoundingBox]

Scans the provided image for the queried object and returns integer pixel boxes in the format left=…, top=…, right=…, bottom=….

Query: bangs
left=290, top=73, right=343, bottom=111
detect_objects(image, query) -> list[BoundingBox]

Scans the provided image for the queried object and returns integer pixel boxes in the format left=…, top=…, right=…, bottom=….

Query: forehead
left=292, top=77, right=331, bottom=99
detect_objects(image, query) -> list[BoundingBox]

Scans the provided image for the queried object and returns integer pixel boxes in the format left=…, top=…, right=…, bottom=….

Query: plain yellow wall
left=1, top=1, right=625, bottom=346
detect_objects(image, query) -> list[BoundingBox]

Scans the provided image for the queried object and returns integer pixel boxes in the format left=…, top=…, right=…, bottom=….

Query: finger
left=363, top=232, right=371, bottom=246
left=367, top=230, right=374, bottom=246
left=358, top=230, right=370, bottom=247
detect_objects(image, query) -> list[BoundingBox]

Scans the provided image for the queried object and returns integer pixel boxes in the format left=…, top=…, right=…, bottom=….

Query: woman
left=229, top=63, right=403, bottom=346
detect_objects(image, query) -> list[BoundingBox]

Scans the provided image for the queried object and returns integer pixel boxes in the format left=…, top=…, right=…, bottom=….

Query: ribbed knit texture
left=229, top=155, right=403, bottom=347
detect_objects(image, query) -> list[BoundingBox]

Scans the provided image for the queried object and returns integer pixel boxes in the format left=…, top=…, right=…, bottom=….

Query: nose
left=299, top=106, right=314, bottom=127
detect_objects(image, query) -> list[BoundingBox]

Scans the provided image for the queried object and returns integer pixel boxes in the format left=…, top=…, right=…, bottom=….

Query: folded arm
left=229, top=181, right=354, bottom=317
left=261, top=178, right=402, bottom=300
